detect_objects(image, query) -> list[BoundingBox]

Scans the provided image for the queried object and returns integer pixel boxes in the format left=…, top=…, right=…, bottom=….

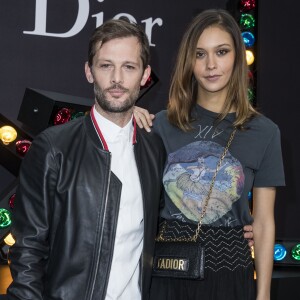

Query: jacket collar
left=83, top=112, right=138, bottom=151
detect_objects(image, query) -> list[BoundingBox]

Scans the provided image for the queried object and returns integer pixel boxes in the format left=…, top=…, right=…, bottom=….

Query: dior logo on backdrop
left=24, top=0, right=163, bottom=46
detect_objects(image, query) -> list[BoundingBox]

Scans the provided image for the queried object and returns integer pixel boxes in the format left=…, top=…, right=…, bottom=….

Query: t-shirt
left=153, top=104, right=285, bottom=227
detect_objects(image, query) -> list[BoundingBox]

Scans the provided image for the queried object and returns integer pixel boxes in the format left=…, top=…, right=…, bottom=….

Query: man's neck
left=94, top=103, right=133, bottom=128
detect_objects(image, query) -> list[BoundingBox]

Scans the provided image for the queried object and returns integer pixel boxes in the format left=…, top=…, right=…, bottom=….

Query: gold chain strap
left=157, top=128, right=237, bottom=243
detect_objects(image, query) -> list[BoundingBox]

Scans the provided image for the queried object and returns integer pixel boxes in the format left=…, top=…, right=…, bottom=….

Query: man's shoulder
left=136, top=125, right=165, bottom=154
left=136, top=126, right=163, bottom=144
left=34, top=116, right=86, bottom=146
left=45, top=116, right=85, bottom=133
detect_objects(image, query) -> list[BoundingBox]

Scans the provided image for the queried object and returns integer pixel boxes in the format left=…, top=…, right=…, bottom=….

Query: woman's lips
left=205, top=75, right=221, bottom=81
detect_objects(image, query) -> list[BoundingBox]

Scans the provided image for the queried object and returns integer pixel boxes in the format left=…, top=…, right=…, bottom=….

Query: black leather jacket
left=7, top=114, right=166, bottom=300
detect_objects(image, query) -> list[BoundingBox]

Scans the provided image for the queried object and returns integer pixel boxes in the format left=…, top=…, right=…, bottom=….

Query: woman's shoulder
left=153, top=110, right=168, bottom=129
left=247, top=113, right=280, bottom=133
left=153, top=109, right=182, bottom=138
left=155, top=110, right=168, bottom=122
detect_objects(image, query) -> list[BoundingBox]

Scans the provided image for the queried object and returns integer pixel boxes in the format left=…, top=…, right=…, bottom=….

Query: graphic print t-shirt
left=154, top=105, right=285, bottom=227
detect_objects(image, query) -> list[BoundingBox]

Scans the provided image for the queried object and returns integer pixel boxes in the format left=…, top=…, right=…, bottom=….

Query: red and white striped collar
left=90, top=105, right=137, bottom=151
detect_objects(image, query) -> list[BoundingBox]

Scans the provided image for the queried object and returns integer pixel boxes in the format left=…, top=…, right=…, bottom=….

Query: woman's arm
left=252, top=187, right=276, bottom=300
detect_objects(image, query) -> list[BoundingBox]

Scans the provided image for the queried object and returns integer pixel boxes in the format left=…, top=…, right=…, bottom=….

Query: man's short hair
left=88, top=18, right=150, bottom=69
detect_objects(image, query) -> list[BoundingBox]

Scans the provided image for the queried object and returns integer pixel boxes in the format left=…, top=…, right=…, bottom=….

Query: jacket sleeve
left=7, top=131, right=58, bottom=299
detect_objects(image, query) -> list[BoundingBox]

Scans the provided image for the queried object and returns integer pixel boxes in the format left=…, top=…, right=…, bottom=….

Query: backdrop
left=0, top=0, right=233, bottom=193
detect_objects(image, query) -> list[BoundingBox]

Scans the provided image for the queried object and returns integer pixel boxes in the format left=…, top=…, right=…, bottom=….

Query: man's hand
left=133, top=106, right=155, bottom=132
left=243, top=225, right=254, bottom=248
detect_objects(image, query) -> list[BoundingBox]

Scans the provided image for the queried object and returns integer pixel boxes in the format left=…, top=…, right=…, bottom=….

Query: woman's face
left=193, top=26, right=235, bottom=103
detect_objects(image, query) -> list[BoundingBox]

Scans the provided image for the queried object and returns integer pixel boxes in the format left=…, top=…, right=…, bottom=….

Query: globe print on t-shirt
left=163, top=140, right=245, bottom=224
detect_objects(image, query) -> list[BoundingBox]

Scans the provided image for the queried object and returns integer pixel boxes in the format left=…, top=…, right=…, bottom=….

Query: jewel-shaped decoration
left=242, top=31, right=255, bottom=47
left=0, top=208, right=12, bottom=228
left=274, top=244, right=287, bottom=261
left=240, top=0, right=256, bottom=12
left=16, top=140, right=32, bottom=156
left=54, top=108, right=72, bottom=125
left=248, top=88, right=255, bottom=103
left=291, top=244, right=300, bottom=261
left=9, top=193, right=16, bottom=209
left=246, top=50, right=255, bottom=65
left=71, top=112, right=85, bottom=120
left=240, top=14, right=255, bottom=29
left=0, top=126, right=17, bottom=145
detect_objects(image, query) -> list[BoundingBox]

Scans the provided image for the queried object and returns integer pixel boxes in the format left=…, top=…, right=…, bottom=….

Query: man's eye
left=100, top=64, right=111, bottom=69
left=125, top=65, right=135, bottom=70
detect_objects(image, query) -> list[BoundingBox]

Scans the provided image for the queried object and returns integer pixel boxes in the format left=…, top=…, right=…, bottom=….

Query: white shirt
left=93, top=107, right=144, bottom=300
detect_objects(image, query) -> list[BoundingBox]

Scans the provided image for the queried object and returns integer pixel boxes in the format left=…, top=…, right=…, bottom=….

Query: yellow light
left=246, top=50, right=255, bottom=65
left=0, top=126, right=17, bottom=145
left=4, top=233, right=15, bottom=246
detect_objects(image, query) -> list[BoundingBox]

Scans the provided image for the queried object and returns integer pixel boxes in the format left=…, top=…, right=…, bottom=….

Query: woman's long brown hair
left=167, top=9, right=258, bottom=131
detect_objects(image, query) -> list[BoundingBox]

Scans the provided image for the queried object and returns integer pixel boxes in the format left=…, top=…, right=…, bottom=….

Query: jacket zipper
left=88, top=152, right=111, bottom=300
left=133, top=144, right=145, bottom=297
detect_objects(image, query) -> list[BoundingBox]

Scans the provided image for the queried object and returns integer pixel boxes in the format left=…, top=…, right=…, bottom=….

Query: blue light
left=274, top=244, right=287, bottom=261
left=242, top=32, right=255, bottom=47
left=248, top=191, right=252, bottom=200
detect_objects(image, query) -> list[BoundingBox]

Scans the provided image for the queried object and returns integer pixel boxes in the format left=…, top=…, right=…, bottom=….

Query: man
left=7, top=19, right=165, bottom=300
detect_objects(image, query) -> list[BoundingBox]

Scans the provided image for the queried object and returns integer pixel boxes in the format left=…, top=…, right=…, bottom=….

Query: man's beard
left=94, top=82, right=140, bottom=113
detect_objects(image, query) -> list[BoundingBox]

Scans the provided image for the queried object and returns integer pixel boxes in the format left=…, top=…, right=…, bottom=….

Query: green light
left=248, top=88, right=255, bottom=103
left=240, top=14, right=255, bottom=30
left=291, top=244, right=300, bottom=261
left=0, top=208, right=12, bottom=228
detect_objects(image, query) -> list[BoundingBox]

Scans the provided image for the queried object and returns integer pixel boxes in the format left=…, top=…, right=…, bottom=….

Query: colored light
left=246, top=50, right=255, bottom=65
left=16, top=140, right=32, bottom=156
left=247, top=191, right=252, bottom=200
left=240, top=0, right=256, bottom=12
left=53, top=108, right=72, bottom=125
left=248, top=89, right=255, bottom=102
left=291, top=244, right=300, bottom=261
left=9, top=193, right=16, bottom=209
left=0, top=126, right=17, bottom=145
left=4, top=233, right=15, bottom=246
left=240, top=14, right=255, bottom=29
left=274, top=244, right=287, bottom=261
left=242, top=32, right=255, bottom=47
left=248, top=70, right=254, bottom=81
left=71, top=112, right=85, bottom=120
left=0, top=208, right=12, bottom=228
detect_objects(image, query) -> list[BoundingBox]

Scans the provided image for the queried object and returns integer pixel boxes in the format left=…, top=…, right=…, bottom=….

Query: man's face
left=85, top=36, right=150, bottom=113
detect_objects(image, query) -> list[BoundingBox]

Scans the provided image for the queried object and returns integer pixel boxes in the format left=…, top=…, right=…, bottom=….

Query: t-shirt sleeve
left=153, top=110, right=166, bottom=138
left=253, top=126, right=285, bottom=187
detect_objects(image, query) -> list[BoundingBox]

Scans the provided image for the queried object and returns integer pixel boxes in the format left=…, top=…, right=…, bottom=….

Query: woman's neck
left=197, top=91, right=236, bottom=113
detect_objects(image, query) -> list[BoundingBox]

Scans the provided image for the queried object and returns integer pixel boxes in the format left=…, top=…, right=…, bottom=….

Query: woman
left=135, top=9, right=285, bottom=300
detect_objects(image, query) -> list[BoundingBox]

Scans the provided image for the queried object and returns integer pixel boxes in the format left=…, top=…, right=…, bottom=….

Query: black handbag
left=152, top=128, right=237, bottom=280
left=152, top=219, right=206, bottom=280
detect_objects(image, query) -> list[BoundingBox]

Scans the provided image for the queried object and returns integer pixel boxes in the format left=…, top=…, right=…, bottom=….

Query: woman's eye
left=217, top=49, right=229, bottom=56
left=196, top=52, right=205, bottom=58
